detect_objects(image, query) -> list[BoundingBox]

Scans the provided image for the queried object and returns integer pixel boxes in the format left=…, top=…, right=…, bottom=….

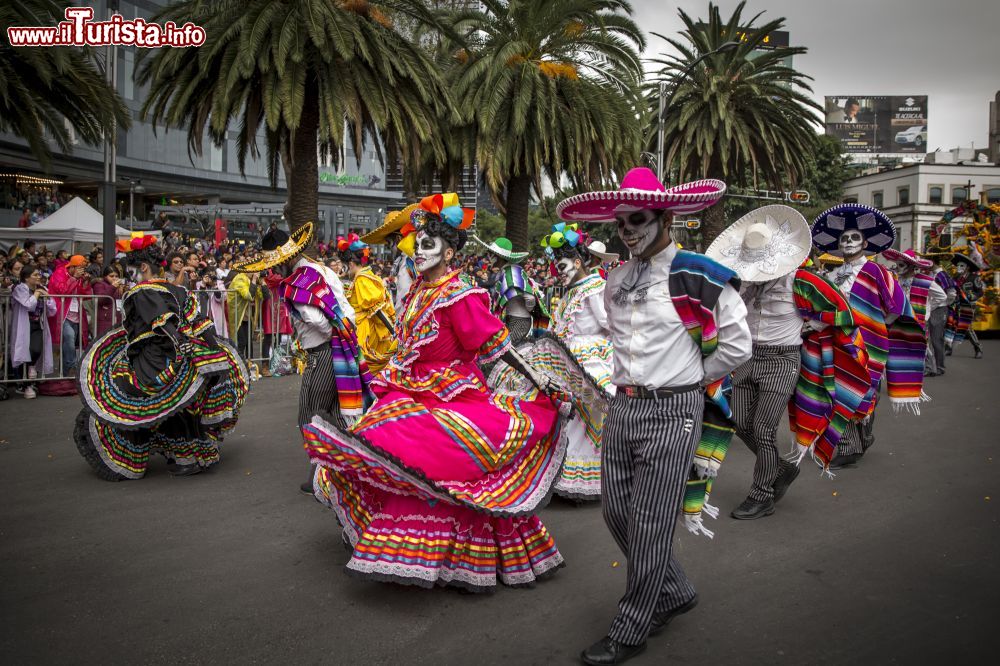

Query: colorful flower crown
left=540, top=222, right=588, bottom=258
left=115, top=232, right=157, bottom=254
left=337, top=233, right=370, bottom=264
left=397, top=193, right=475, bottom=257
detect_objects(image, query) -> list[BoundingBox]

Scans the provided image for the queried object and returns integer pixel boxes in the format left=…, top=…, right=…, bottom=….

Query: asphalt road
left=1, top=341, right=998, bottom=665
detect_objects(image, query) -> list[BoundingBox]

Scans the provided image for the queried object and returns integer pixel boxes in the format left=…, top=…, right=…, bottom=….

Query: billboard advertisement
left=824, top=96, right=928, bottom=153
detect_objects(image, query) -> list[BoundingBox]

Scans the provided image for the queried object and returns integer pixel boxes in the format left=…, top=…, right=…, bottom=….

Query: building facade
left=842, top=158, right=1000, bottom=251
left=0, top=0, right=401, bottom=241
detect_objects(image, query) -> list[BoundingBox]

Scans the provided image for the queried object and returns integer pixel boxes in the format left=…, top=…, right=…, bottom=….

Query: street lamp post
left=657, top=41, right=741, bottom=183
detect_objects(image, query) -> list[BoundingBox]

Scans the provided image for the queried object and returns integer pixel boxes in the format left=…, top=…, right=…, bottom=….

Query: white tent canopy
left=0, top=197, right=135, bottom=253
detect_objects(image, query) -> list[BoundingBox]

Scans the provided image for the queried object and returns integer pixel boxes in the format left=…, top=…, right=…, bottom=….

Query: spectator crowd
left=2, top=222, right=589, bottom=400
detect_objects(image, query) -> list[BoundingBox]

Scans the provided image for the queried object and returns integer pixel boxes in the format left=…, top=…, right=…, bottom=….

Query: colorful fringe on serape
left=669, top=250, right=741, bottom=538
left=491, top=264, right=550, bottom=331
left=841, top=261, right=925, bottom=414
left=905, top=273, right=933, bottom=328
left=787, top=269, right=870, bottom=470
left=281, top=264, right=374, bottom=417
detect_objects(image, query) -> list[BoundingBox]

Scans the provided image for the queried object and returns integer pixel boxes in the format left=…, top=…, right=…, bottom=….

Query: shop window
left=929, top=186, right=943, bottom=204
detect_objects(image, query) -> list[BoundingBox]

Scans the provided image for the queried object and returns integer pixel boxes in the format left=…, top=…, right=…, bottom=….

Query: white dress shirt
left=290, top=257, right=355, bottom=350
left=740, top=272, right=803, bottom=346
left=925, top=280, right=948, bottom=312
left=604, top=243, right=752, bottom=388
left=825, top=255, right=868, bottom=296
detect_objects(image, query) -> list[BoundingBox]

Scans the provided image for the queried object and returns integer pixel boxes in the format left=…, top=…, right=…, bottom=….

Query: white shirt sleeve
left=702, top=283, right=753, bottom=383
left=590, top=289, right=610, bottom=335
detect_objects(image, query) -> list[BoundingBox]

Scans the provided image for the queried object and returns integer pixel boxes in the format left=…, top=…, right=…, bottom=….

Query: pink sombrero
left=883, top=248, right=933, bottom=270
left=556, top=167, right=726, bottom=222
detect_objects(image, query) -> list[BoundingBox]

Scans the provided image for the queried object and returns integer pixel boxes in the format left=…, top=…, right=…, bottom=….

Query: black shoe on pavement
left=580, top=637, right=646, bottom=665
left=772, top=463, right=801, bottom=504
left=730, top=497, right=775, bottom=520
left=300, top=481, right=314, bottom=495
left=649, top=595, right=698, bottom=637
left=829, top=453, right=861, bottom=470
left=168, top=463, right=202, bottom=477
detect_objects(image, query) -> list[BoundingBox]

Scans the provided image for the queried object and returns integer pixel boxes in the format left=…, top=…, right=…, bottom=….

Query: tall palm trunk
left=700, top=201, right=727, bottom=249
left=504, top=174, right=532, bottom=251
left=285, top=82, right=320, bottom=235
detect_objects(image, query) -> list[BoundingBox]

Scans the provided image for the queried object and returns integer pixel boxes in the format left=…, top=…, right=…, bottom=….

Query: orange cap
left=67, top=255, right=87, bottom=267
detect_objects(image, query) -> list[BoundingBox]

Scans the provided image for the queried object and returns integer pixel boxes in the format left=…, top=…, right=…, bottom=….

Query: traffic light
left=786, top=190, right=811, bottom=204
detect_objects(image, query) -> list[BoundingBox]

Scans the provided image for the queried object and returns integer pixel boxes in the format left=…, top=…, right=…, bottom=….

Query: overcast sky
left=631, top=0, right=1000, bottom=152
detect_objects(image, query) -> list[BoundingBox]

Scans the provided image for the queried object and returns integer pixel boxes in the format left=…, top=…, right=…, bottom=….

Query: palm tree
left=0, top=0, right=129, bottom=168
left=137, top=0, right=456, bottom=233
left=447, top=0, right=645, bottom=250
left=649, top=1, right=822, bottom=244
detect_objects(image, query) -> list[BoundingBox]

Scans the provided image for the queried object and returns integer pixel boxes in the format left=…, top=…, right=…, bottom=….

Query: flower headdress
left=540, top=222, right=589, bottom=258
left=397, top=193, right=475, bottom=257
left=337, top=233, right=370, bottom=265
left=116, top=232, right=157, bottom=254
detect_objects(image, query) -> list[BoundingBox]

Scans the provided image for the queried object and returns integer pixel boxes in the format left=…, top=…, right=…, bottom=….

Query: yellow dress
left=348, top=267, right=397, bottom=373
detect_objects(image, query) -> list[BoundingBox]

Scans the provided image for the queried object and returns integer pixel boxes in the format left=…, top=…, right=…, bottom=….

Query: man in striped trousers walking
left=556, top=168, right=751, bottom=665
left=705, top=206, right=816, bottom=519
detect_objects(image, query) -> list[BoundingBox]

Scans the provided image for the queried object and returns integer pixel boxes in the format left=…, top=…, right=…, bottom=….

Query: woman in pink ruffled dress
left=304, top=194, right=569, bottom=593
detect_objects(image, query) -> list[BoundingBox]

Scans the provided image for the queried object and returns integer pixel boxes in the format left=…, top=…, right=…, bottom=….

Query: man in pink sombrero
left=883, top=248, right=947, bottom=376
left=559, top=168, right=751, bottom=665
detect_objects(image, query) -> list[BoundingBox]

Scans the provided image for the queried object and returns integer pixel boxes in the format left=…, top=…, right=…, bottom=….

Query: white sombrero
left=556, top=167, right=726, bottom=222
left=706, top=205, right=811, bottom=283
left=585, top=240, right=619, bottom=262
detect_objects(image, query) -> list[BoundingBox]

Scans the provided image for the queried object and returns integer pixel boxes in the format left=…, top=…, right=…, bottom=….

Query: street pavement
left=1, top=341, right=998, bottom=665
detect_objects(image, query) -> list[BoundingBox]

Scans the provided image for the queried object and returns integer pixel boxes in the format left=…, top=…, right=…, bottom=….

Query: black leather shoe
left=581, top=637, right=646, bottom=665
left=829, top=453, right=861, bottom=470
left=300, top=481, right=314, bottom=495
left=730, top=497, right=775, bottom=520
left=168, top=463, right=201, bottom=477
left=772, top=463, right=801, bottom=504
left=975, top=349, right=983, bottom=359
left=649, top=594, right=698, bottom=637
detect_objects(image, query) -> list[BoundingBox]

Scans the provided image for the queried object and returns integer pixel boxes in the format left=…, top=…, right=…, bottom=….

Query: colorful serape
left=668, top=250, right=741, bottom=538
left=905, top=273, right=933, bottom=328
left=787, top=269, right=870, bottom=469
left=281, top=264, right=374, bottom=417
left=838, top=261, right=925, bottom=414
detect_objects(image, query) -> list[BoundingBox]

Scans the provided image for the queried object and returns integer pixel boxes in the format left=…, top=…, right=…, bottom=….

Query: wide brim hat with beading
left=706, top=205, right=811, bottom=283
left=883, top=248, right=933, bottom=270
left=556, top=167, right=726, bottom=222
left=811, top=203, right=896, bottom=254
left=361, top=204, right=421, bottom=245
left=231, top=222, right=314, bottom=273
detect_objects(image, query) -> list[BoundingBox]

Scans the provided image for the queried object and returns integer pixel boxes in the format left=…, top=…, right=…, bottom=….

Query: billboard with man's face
left=824, top=96, right=928, bottom=153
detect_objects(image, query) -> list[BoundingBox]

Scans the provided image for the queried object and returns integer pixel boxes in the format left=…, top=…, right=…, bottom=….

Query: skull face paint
left=615, top=209, right=661, bottom=258
left=893, top=261, right=914, bottom=277
left=955, top=262, right=968, bottom=275
left=556, top=257, right=581, bottom=287
left=838, top=230, right=865, bottom=260
left=413, top=230, right=445, bottom=273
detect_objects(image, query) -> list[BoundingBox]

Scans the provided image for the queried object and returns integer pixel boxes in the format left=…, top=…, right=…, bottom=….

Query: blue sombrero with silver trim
left=811, top=203, right=896, bottom=254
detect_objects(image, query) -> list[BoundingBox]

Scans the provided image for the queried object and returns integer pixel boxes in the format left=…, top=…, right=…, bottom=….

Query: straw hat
left=586, top=240, right=619, bottom=263
left=361, top=204, right=421, bottom=245
left=230, top=222, right=313, bottom=273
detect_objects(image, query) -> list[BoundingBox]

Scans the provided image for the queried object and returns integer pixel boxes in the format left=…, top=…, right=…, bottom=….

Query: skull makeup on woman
left=413, top=230, right=447, bottom=274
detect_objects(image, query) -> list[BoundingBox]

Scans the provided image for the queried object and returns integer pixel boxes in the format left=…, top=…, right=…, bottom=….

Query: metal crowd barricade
left=0, top=292, right=120, bottom=386
left=190, top=285, right=288, bottom=368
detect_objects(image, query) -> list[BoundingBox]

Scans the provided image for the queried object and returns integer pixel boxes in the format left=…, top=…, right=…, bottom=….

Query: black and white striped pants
left=602, top=389, right=703, bottom=646
left=298, top=344, right=343, bottom=430
left=299, top=344, right=344, bottom=484
left=731, top=345, right=801, bottom=502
